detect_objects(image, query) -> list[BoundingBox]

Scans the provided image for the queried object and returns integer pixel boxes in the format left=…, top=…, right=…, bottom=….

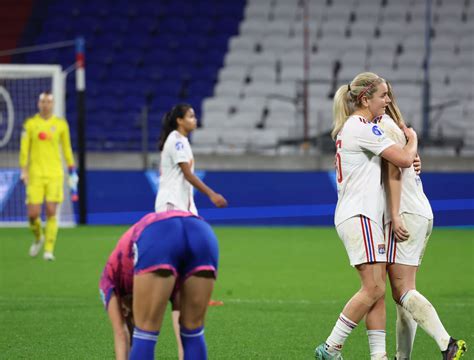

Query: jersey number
left=335, top=139, right=342, bottom=183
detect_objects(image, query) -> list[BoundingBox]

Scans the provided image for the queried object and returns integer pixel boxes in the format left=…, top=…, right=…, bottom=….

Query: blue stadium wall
left=83, top=171, right=474, bottom=227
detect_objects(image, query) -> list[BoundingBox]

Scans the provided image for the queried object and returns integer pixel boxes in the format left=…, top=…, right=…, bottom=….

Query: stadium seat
left=23, top=0, right=468, bottom=151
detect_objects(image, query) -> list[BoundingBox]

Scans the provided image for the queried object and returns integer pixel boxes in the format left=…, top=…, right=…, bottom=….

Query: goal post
left=0, top=64, right=76, bottom=226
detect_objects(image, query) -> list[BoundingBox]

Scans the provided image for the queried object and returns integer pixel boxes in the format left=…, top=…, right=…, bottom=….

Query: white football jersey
left=334, top=115, right=396, bottom=227
left=155, top=130, right=198, bottom=215
left=377, top=115, right=433, bottom=222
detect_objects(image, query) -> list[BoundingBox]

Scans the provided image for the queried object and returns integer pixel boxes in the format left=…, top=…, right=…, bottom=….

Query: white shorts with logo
left=336, top=215, right=387, bottom=267
left=385, top=213, right=433, bottom=266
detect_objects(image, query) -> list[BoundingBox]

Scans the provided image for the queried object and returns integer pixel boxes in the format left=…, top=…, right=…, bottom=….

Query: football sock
left=325, top=313, right=357, bottom=353
left=29, top=217, right=42, bottom=242
left=395, top=303, right=417, bottom=359
left=180, top=325, right=207, bottom=360
left=44, top=216, right=58, bottom=253
left=400, top=290, right=450, bottom=351
left=367, top=330, right=386, bottom=359
left=129, top=327, right=159, bottom=360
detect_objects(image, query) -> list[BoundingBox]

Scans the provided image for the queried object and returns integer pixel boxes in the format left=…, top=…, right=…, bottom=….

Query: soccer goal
left=0, top=64, right=75, bottom=226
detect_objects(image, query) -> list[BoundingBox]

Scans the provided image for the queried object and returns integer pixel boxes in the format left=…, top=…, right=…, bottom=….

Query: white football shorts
left=336, top=215, right=386, bottom=267
left=385, top=213, right=433, bottom=266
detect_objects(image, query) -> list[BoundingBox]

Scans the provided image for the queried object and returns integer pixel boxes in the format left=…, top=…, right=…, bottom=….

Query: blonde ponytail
left=332, top=85, right=352, bottom=139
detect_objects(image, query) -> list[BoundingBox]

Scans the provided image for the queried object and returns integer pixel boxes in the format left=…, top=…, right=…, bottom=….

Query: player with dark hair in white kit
left=155, top=103, right=227, bottom=214
left=314, top=72, right=419, bottom=360
left=128, top=103, right=227, bottom=360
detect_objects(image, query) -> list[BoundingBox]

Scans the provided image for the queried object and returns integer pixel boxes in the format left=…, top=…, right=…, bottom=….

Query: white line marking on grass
left=224, top=298, right=311, bottom=305
left=222, top=298, right=342, bottom=305
left=220, top=298, right=474, bottom=307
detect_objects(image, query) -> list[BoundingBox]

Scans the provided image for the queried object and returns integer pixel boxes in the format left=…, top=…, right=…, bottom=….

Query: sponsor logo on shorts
left=378, top=244, right=386, bottom=255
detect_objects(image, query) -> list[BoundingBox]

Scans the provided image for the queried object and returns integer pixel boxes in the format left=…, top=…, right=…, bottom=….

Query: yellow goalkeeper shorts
left=26, top=176, right=64, bottom=204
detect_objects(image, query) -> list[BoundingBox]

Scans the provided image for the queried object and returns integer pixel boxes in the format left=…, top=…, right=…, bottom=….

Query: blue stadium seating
left=20, top=0, right=245, bottom=150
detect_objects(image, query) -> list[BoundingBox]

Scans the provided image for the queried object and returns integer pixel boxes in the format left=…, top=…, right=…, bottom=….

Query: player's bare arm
left=178, top=162, right=228, bottom=208
left=107, top=294, right=131, bottom=360
left=383, top=160, right=409, bottom=242
left=381, top=126, right=418, bottom=168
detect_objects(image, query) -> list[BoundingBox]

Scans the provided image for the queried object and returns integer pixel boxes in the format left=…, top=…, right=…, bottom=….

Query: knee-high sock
left=44, top=216, right=58, bottom=253
left=396, top=303, right=417, bottom=359
left=129, top=327, right=159, bottom=360
left=180, top=326, right=207, bottom=360
left=325, top=313, right=358, bottom=354
left=367, top=330, right=386, bottom=359
left=29, top=217, right=42, bottom=242
left=400, top=290, right=450, bottom=351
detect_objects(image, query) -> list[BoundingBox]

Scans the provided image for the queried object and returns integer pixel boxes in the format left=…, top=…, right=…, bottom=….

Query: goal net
left=0, top=64, right=75, bottom=226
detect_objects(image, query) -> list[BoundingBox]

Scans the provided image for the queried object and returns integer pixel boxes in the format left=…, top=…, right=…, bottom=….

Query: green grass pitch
left=0, top=226, right=472, bottom=359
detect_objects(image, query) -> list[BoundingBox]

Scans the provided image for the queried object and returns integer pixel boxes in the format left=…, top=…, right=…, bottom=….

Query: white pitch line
left=223, top=298, right=322, bottom=305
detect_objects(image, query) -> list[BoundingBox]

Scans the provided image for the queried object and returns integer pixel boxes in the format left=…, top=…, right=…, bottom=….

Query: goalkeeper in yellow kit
left=19, top=91, right=78, bottom=261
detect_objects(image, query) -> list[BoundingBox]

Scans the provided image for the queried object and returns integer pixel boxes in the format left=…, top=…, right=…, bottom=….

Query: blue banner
left=85, top=170, right=474, bottom=227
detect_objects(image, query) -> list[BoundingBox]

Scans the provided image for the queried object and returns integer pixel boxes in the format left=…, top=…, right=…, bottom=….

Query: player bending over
left=128, top=210, right=220, bottom=360
left=99, top=214, right=184, bottom=360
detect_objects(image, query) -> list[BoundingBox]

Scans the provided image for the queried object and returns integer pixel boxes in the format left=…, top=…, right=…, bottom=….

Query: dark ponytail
left=158, top=103, right=192, bottom=151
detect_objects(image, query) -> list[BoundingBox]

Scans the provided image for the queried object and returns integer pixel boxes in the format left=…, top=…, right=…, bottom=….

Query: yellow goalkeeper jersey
left=19, top=114, right=75, bottom=178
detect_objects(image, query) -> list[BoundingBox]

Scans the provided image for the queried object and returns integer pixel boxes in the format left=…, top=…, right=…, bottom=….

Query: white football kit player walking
left=155, top=104, right=227, bottom=214
left=155, top=129, right=198, bottom=215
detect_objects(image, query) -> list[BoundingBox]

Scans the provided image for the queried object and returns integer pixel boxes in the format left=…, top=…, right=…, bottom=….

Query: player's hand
left=210, top=193, right=228, bottom=208
left=413, top=154, right=421, bottom=175
left=20, top=169, right=29, bottom=185
left=68, top=168, right=79, bottom=202
left=401, top=124, right=417, bottom=142
left=392, top=215, right=409, bottom=242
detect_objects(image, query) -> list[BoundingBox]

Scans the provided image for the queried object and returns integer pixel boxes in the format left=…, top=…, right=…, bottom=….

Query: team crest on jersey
left=175, top=141, right=184, bottom=150
left=378, top=244, right=386, bottom=255
left=372, top=125, right=383, bottom=136
left=50, top=126, right=56, bottom=132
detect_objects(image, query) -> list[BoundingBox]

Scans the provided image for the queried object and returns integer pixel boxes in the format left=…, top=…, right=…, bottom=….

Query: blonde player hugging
left=376, top=82, right=467, bottom=360
left=314, top=72, right=419, bottom=360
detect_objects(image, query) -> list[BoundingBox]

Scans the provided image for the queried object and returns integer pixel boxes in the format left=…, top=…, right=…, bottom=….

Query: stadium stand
left=7, top=0, right=245, bottom=151
left=195, top=0, right=473, bottom=155
left=1, top=0, right=473, bottom=154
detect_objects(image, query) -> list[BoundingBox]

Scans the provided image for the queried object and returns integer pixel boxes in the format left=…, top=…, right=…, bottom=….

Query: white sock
left=367, top=330, right=386, bottom=359
left=396, top=303, right=417, bottom=359
left=325, top=313, right=357, bottom=353
left=400, top=290, right=450, bottom=351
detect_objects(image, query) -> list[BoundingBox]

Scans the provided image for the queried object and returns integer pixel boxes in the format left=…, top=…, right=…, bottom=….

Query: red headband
left=357, top=80, right=377, bottom=102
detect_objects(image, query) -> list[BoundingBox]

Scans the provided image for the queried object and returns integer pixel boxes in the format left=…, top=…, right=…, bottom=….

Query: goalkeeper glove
left=68, top=167, right=79, bottom=202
